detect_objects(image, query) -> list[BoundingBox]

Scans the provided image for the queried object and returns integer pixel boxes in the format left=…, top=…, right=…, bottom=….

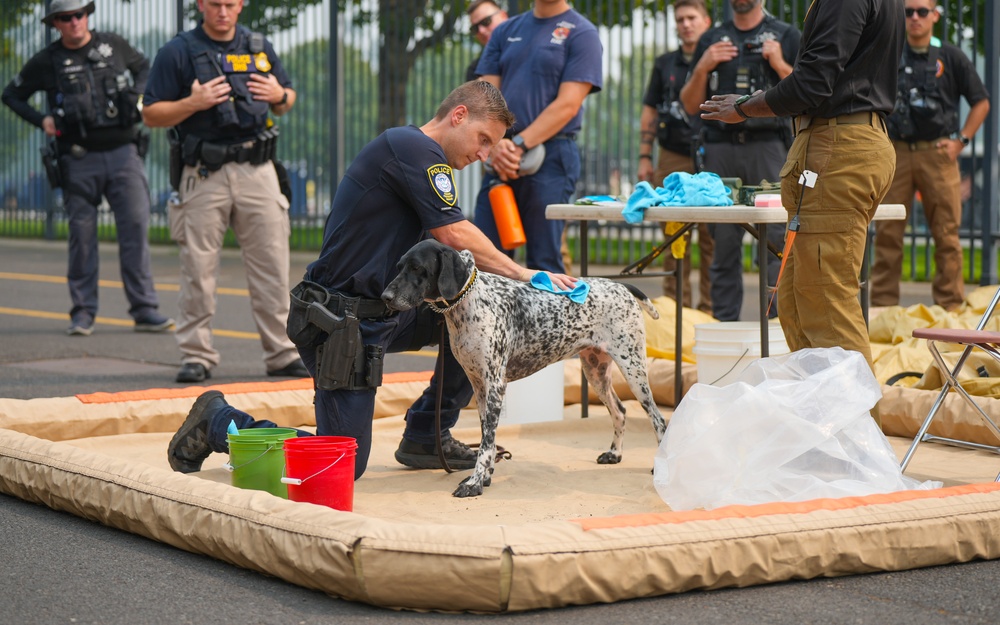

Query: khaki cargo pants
left=778, top=115, right=895, bottom=386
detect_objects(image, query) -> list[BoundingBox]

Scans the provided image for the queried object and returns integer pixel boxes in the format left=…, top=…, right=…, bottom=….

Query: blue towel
left=530, top=272, right=590, bottom=304
left=623, top=172, right=734, bottom=224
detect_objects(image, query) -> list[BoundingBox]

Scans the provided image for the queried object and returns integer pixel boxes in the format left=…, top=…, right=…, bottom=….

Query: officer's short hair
left=466, top=0, right=502, bottom=17
left=673, top=0, right=709, bottom=15
left=436, top=81, right=515, bottom=129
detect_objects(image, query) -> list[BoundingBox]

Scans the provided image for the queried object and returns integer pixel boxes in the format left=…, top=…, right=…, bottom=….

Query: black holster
left=134, top=126, right=151, bottom=159
left=287, top=280, right=384, bottom=391
left=40, top=140, right=62, bottom=189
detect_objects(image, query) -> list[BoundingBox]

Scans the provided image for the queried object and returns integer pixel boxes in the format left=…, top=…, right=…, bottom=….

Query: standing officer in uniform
left=166, top=81, right=576, bottom=478
left=472, top=0, right=603, bottom=274
left=679, top=0, right=800, bottom=322
left=1, top=0, right=173, bottom=337
left=638, top=0, right=713, bottom=313
left=871, top=0, right=990, bottom=311
left=700, top=0, right=903, bottom=424
left=142, top=0, right=308, bottom=383
left=465, top=0, right=508, bottom=82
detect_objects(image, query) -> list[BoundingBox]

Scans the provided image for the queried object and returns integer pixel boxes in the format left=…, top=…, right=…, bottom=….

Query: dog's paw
left=596, top=451, right=622, bottom=465
left=453, top=476, right=485, bottom=498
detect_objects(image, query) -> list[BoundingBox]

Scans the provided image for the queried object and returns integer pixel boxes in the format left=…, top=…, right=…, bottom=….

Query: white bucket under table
left=503, top=361, right=565, bottom=424
left=693, top=321, right=789, bottom=386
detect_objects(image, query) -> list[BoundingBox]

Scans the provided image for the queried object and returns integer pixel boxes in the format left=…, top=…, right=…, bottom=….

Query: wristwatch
left=279, top=90, right=288, bottom=105
left=733, top=94, right=752, bottom=120
left=950, top=132, right=970, bottom=147
left=511, top=134, right=528, bottom=151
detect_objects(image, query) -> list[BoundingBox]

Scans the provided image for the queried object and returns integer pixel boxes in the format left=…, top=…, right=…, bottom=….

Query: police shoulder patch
left=427, top=163, right=457, bottom=207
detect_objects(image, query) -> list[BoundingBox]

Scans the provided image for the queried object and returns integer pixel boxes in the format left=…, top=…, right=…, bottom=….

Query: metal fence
left=1, top=0, right=998, bottom=278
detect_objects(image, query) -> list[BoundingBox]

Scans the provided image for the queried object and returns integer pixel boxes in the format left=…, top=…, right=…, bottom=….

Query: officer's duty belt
left=547, top=133, right=577, bottom=142
left=327, top=291, right=391, bottom=319
left=198, top=139, right=269, bottom=167
left=702, top=128, right=783, bottom=144
left=794, top=111, right=882, bottom=135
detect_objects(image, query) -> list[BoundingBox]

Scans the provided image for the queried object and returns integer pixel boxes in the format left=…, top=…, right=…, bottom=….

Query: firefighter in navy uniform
left=680, top=0, right=800, bottom=322
left=143, top=0, right=307, bottom=383
left=1, top=0, right=173, bottom=336
left=638, top=0, right=713, bottom=313
left=871, top=0, right=990, bottom=311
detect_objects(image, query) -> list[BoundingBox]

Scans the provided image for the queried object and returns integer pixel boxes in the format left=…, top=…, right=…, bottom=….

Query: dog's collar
left=428, top=267, right=478, bottom=313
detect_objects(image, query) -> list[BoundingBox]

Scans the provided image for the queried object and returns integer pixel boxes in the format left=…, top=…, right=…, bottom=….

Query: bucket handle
left=223, top=443, right=279, bottom=472
left=280, top=452, right=346, bottom=485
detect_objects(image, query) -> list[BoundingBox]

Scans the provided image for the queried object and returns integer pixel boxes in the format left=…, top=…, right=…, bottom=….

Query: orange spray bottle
left=488, top=181, right=526, bottom=250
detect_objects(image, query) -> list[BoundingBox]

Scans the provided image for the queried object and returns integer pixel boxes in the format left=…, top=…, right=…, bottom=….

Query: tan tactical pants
left=870, top=139, right=965, bottom=310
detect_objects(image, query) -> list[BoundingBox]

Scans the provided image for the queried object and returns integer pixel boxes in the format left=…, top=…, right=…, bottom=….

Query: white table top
left=545, top=203, right=906, bottom=224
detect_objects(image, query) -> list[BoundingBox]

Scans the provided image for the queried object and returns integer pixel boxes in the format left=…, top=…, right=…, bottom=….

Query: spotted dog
left=381, top=239, right=667, bottom=498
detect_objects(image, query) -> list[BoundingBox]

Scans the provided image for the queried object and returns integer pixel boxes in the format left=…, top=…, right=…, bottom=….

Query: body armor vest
left=655, top=52, right=695, bottom=152
left=51, top=32, right=141, bottom=135
left=886, top=46, right=953, bottom=142
left=704, top=16, right=791, bottom=134
left=179, top=26, right=270, bottom=134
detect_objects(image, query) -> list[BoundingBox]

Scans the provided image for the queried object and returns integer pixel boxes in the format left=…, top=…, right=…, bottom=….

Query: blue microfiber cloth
left=623, top=171, right=734, bottom=224
left=530, top=272, right=590, bottom=304
left=227, top=419, right=239, bottom=436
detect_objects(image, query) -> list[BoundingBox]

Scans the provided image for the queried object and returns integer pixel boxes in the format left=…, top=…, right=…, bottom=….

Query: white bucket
left=693, top=321, right=789, bottom=386
left=503, top=361, right=565, bottom=424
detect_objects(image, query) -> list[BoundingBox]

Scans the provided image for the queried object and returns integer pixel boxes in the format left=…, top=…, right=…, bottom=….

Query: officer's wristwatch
left=950, top=132, right=970, bottom=147
left=733, top=94, right=752, bottom=120
left=279, top=90, right=288, bottom=105
left=512, top=134, right=528, bottom=152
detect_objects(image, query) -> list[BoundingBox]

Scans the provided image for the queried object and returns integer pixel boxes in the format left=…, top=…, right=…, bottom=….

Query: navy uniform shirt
left=144, top=24, right=291, bottom=143
left=307, top=126, right=468, bottom=299
left=765, top=0, right=904, bottom=118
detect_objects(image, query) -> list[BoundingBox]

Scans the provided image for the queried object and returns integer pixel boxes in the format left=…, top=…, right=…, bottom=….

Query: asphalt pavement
left=1, top=237, right=998, bottom=624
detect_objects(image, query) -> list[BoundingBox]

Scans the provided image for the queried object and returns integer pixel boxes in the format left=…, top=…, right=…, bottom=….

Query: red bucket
left=280, top=436, right=357, bottom=511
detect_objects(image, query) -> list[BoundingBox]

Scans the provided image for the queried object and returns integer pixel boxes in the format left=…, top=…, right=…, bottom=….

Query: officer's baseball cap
left=42, top=0, right=96, bottom=26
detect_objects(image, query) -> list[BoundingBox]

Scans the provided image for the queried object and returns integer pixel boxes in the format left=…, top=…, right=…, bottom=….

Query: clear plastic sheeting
left=654, top=347, right=941, bottom=510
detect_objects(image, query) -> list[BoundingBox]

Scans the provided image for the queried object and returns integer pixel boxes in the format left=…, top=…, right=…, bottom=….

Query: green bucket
left=225, top=428, right=298, bottom=498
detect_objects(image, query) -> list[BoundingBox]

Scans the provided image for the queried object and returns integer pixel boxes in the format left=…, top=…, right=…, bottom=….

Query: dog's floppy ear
left=437, top=245, right=470, bottom=300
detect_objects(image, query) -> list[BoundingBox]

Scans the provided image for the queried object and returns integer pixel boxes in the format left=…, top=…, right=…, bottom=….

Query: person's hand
left=937, top=137, right=964, bottom=162
left=248, top=73, right=284, bottom=104
left=522, top=269, right=577, bottom=290
left=637, top=157, right=655, bottom=183
left=188, top=76, right=231, bottom=111
left=761, top=40, right=790, bottom=74
left=696, top=40, right=738, bottom=73
left=699, top=94, right=745, bottom=124
left=41, top=115, right=57, bottom=137
left=490, top=138, right=522, bottom=180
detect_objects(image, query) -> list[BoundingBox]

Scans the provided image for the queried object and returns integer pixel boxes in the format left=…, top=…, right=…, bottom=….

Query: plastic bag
left=653, top=347, right=941, bottom=510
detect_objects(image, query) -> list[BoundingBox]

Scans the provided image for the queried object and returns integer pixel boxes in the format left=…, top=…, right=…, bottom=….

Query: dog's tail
left=622, top=283, right=660, bottom=320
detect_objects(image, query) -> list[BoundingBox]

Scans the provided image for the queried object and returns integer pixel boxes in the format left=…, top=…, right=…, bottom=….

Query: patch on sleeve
left=426, top=164, right=457, bottom=207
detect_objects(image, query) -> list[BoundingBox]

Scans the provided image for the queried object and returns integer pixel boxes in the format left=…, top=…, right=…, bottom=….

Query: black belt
left=547, top=133, right=577, bottom=142
left=326, top=292, right=390, bottom=319
left=702, top=128, right=783, bottom=144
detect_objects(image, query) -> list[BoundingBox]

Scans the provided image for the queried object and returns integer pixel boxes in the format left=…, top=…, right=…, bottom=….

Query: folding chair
left=899, top=286, right=1000, bottom=481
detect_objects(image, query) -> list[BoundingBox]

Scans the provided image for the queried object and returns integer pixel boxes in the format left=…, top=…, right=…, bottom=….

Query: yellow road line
left=0, top=271, right=249, bottom=296
left=0, top=305, right=439, bottom=356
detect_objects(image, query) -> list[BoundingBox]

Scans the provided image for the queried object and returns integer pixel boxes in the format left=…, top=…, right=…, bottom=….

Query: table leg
left=759, top=222, right=769, bottom=357
left=674, top=254, right=684, bottom=407
left=580, top=219, right=589, bottom=419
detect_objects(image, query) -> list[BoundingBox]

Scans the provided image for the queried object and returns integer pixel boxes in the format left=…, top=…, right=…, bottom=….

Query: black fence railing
left=2, top=0, right=997, bottom=275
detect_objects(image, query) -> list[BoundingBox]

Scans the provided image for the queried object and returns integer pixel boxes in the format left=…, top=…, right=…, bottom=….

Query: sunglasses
left=904, top=7, right=932, bottom=18
left=469, top=11, right=500, bottom=36
left=54, top=11, right=87, bottom=23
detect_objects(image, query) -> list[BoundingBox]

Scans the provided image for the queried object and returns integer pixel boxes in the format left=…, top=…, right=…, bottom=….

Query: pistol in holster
left=134, top=126, right=151, bottom=159
left=39, top=140, right=62, bottom=189
left=287, top=280, right=383, bottom=391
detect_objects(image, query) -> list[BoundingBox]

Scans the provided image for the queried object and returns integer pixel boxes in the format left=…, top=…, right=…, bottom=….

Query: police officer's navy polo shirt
left=307, top=126, right=468, bottom=299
